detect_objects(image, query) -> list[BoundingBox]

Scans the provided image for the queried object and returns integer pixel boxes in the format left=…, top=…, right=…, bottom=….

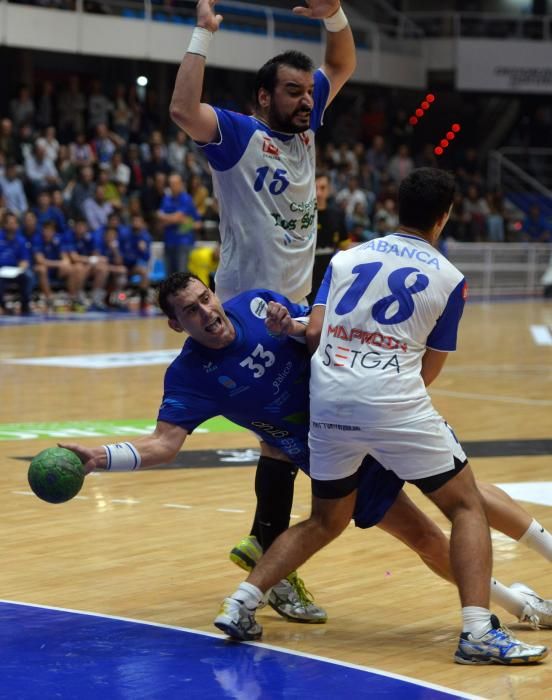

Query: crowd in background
left=0, top=75, right=551, bottom=315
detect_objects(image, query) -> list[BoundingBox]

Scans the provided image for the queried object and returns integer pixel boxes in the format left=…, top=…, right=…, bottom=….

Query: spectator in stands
left=141, top=171, right=167, bottom=231
left=35, top=80, right=56, bottom=131
left=56, top=144, right=76, bottom=190
left=36, top=125, right=60, bottom=163
left=365, top=134, right=388, bottom=179
left=187, top=173, right=209, bottom=218
left=157, top=173, right=201, bottom=277
left=0, top=211, right=33, bottom=315
left=19, top=210, right=41, bottom=252
left=69, top=132, right=95, bottom=168
left=70, top=165, right=96, bottom=219
left=167, top=130, right=189, bottom=176
left=388, top=143, right=414, bottom=184
left=25, top=143, right=60, bottom=195
left=456, top=146, right=483, bottom=189
left=17, top=122, right=35, bottom=164
left=83, top=185, right=114, bottom=231
left=93, top=225, right=128, bottom=310
left=0, top=162, right=28, bottom=218
left=122, top=213, right=152, bottom=313
left=88, top=80, right=113, bottom=132
left=309, top=171, right=348, bottom=304
left=142, top=143, right=171, bottom=180
left=127, top=85, right=143, bottom=142
left=127, top=143, right=145, bottom=192
left=141, top=129, right=168, bottom=164
left=112, top=84, right=131, bottom=141
left=33, top=220, right=84, bottom=312
left=92, top=123, right=123, bottom=165
left=464, top=184, right=490, bottom=242
left=335, top=174, right=375, bottom=222
left=0, top=119, right=20, bottom=164
left=58, top=76, right=86, bottom=142
left=108, top=151, right=131, bottom=188
left=64, top=217, right=109, bottom=311
left=521, top=204, right=552, bottom=243
left=34, top=190, right=66, bottom=233
left=486, top=192, right=505, bottom=243
left=10, top=85, right=35, bottom=130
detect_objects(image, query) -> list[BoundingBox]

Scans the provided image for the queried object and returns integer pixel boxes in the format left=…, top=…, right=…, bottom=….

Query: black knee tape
left=250, top=456, right=298, bottom=551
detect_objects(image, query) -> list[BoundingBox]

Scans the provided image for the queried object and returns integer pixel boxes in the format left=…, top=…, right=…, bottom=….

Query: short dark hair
left=157, top=272, right=204, bottom=319
left=254, top=50, right=314, bottom=106
left=398, top=168, right=456, bottom=232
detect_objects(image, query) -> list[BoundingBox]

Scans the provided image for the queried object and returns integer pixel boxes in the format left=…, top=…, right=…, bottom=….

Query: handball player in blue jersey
left=168, top=0, right=356, bottom=610
left=217, top=169, right=549, bottom=665
left=61, top=273, right=552, bottom=632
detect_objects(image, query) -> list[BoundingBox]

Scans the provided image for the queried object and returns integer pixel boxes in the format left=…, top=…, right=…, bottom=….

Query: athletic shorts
left=353, top=455, right=404, bottom=529
left=309, top=414, right=467, bottom=483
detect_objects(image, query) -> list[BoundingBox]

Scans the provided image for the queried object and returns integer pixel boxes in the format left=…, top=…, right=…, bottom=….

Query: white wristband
left=187, top=27, right=213, bottom=59
left=323, top=7, right=348, bottom=33
left=103, top=442, right=141, bottom=471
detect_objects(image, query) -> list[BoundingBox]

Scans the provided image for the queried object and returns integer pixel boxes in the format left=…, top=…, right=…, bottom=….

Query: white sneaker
left=511, top=582, right=552, bottom=629
left=455, top=614, right=548, bottom=665
left=268, top=571, right=328, bottom=623
left=214, top=597, right=263, bottom=641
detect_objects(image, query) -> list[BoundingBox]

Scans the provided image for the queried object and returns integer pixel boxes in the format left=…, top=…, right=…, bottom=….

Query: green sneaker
left=269, top=571, right=328, bottom=624
left=229, top=535, right=263, bottom=573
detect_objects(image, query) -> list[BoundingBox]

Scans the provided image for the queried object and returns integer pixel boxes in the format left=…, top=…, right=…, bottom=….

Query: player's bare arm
left=169, top=0, right=221, bottom=143
left=294, top=1, right=356, bottom=105
left=305, top=304, right=325, bottom=354
left=421, top=347, right=449, bottom=387
left=59, top=421, right=188, bottom=474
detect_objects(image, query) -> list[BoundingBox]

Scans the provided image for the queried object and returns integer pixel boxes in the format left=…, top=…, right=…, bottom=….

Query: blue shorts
left=353, top=455, right=404, bottom=529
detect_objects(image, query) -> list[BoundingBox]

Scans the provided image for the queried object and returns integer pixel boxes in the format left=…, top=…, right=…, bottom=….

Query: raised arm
left=293, top=1, right=356, bottom=105
left=60, top=421, right=188, bottom=474
left=169, top=0, right=222, bottom=143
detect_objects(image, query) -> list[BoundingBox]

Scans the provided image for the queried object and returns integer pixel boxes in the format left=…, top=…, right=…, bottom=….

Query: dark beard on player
left=267, top=104, right=311, bottom=134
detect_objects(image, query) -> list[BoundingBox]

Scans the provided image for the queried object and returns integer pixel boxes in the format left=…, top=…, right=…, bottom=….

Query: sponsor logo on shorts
left=311, top=421, right=361, bottom=431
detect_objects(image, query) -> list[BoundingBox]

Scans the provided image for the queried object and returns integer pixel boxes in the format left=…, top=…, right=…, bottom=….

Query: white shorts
left=308, top=414, right=467, bottom=482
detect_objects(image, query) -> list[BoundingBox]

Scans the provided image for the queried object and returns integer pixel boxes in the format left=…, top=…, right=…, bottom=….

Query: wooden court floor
left=0, top=300, right=551, bottom=698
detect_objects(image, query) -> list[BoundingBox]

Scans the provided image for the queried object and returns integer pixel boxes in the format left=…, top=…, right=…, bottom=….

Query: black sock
left=249, top=456, right=298, bottom=551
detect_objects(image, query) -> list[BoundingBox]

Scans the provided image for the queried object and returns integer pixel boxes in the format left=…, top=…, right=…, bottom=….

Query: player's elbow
left=169, top=98, right=199, bottom=134
left=305, top=325, right=322, bottom=355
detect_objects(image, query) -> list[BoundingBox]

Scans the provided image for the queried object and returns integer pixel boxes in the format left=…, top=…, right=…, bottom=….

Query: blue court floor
left=0, top=601, right=480, bottom=699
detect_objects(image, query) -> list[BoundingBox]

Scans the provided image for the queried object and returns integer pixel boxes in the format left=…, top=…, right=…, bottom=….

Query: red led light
left=434, top=146, right=443, bottom=155
left=415, top=108, right=424, bottom=118
left=452, top=123, right=461, bottom=132
left=446, top=131, right=455, bottom=140
left=440, top=139, right=449, bottom=148
left=426, top=94, right=435, bottom=103
left=421, top=101, right=429, bottom=110
left=409, top=116, right=418, bottom=126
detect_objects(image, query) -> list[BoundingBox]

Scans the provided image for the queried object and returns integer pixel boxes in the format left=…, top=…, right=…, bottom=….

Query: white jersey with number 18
left=311, top=232, right=468, bottom=428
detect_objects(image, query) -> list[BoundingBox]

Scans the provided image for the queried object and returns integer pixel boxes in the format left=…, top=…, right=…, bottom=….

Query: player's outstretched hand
left=197, top=0, right=223, bottom=32
left=58, top=442, right=105, bottom=474
left=266, top=301, right=293, bottom=336
left=293, top=0, right=341, bottom=20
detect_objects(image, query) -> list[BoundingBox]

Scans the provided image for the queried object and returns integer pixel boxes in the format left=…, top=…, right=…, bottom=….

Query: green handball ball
left=28, top=447, right=85, bottom=504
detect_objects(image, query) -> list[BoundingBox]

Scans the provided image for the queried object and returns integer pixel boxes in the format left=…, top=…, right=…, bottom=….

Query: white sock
left=490, top=578, right=525, bottom=618
left=232, top=581, right=264, bottom=609
left=462, top=606, right=492, bottom=637
left=518, top=519, right=552, bottom=562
